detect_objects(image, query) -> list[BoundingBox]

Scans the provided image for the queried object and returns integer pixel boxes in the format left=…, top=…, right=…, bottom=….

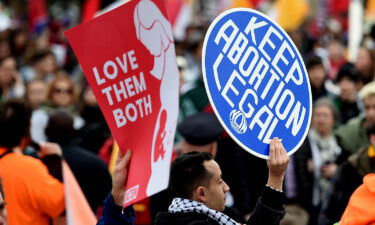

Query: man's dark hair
left=0, top=100, right=32, bottom=149
left=29, top=49, right=54, bottom=65
left=304, top=54, right=324, bottom=70
left=169, top=152, right=213, bottom=199
left=45, top=110, right=75, bottom=144
left=336, top=63, right=359, bottom=83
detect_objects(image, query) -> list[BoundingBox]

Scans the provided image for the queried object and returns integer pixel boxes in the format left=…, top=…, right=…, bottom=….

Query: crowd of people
left=0, top=0, right=375, bottom=225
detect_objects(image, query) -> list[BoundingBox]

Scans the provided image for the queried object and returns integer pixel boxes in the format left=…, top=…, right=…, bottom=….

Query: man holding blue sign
left=203, top=8, right=312, bottom=159
left=153, top=137, right=288, bottom=225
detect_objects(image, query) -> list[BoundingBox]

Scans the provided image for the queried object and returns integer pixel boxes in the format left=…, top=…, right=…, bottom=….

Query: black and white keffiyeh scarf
left=168, top=198, right=239, bottom=225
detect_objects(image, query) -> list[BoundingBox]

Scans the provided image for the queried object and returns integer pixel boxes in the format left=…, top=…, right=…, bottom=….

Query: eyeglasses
left=53, top=88, right=73, bottom=95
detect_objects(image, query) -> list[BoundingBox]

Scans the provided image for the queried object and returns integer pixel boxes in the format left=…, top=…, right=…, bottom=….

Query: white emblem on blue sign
left=202, top=8, right=312, bottom=159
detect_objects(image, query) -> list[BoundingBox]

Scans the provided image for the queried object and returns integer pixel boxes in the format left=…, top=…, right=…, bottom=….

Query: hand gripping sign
left=65, top=0, right=179, bottom=207
left=203, top=8, right=312, bottom=159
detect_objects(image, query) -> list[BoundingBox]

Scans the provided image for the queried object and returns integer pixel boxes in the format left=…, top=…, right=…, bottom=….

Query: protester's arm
left=97, top=150, right=135, bottom=225
left=247, top=138, right=288, bottom=225
left=97, top=194, right=135, bottom=225
left=39, top=142, right=63, bottom=182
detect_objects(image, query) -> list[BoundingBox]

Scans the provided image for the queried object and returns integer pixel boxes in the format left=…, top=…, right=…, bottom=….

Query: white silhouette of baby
left=134, top=0, right=179, bottom=196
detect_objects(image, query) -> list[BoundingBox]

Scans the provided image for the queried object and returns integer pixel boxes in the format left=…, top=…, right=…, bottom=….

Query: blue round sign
left=202, top=8, right=312, bottom=159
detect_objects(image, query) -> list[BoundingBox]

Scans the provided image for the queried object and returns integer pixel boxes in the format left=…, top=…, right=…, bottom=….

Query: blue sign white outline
left=202, top=8, right=312, bottom=159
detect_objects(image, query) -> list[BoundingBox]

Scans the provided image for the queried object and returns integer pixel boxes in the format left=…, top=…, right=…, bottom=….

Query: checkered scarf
left=168, top=198, right=239, bottom=225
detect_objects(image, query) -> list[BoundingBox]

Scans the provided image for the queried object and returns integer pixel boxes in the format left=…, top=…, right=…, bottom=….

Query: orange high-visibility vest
left=340, top=173, right=375, bottom=225
left=0, top=147, right=65, bottom=225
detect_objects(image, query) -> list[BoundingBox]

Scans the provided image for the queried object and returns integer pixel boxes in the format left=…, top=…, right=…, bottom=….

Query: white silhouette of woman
left=134, top=0, right=179, bottom=196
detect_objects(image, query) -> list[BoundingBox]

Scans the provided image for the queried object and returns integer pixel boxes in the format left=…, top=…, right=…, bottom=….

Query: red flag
left=329, top=0, right=349, bottom=14
left=28, top=0, right=47, bottom=33
left=82, top=0, right=102, bottom=22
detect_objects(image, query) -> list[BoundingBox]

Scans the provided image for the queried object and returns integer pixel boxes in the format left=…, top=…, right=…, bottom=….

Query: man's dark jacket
left=154, top=186, right=285, bottom=225
left=61, top=143, right=112, bottom=212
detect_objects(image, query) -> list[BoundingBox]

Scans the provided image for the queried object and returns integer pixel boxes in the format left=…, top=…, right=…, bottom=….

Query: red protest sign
left=65, top=0, right=179, bottom=207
